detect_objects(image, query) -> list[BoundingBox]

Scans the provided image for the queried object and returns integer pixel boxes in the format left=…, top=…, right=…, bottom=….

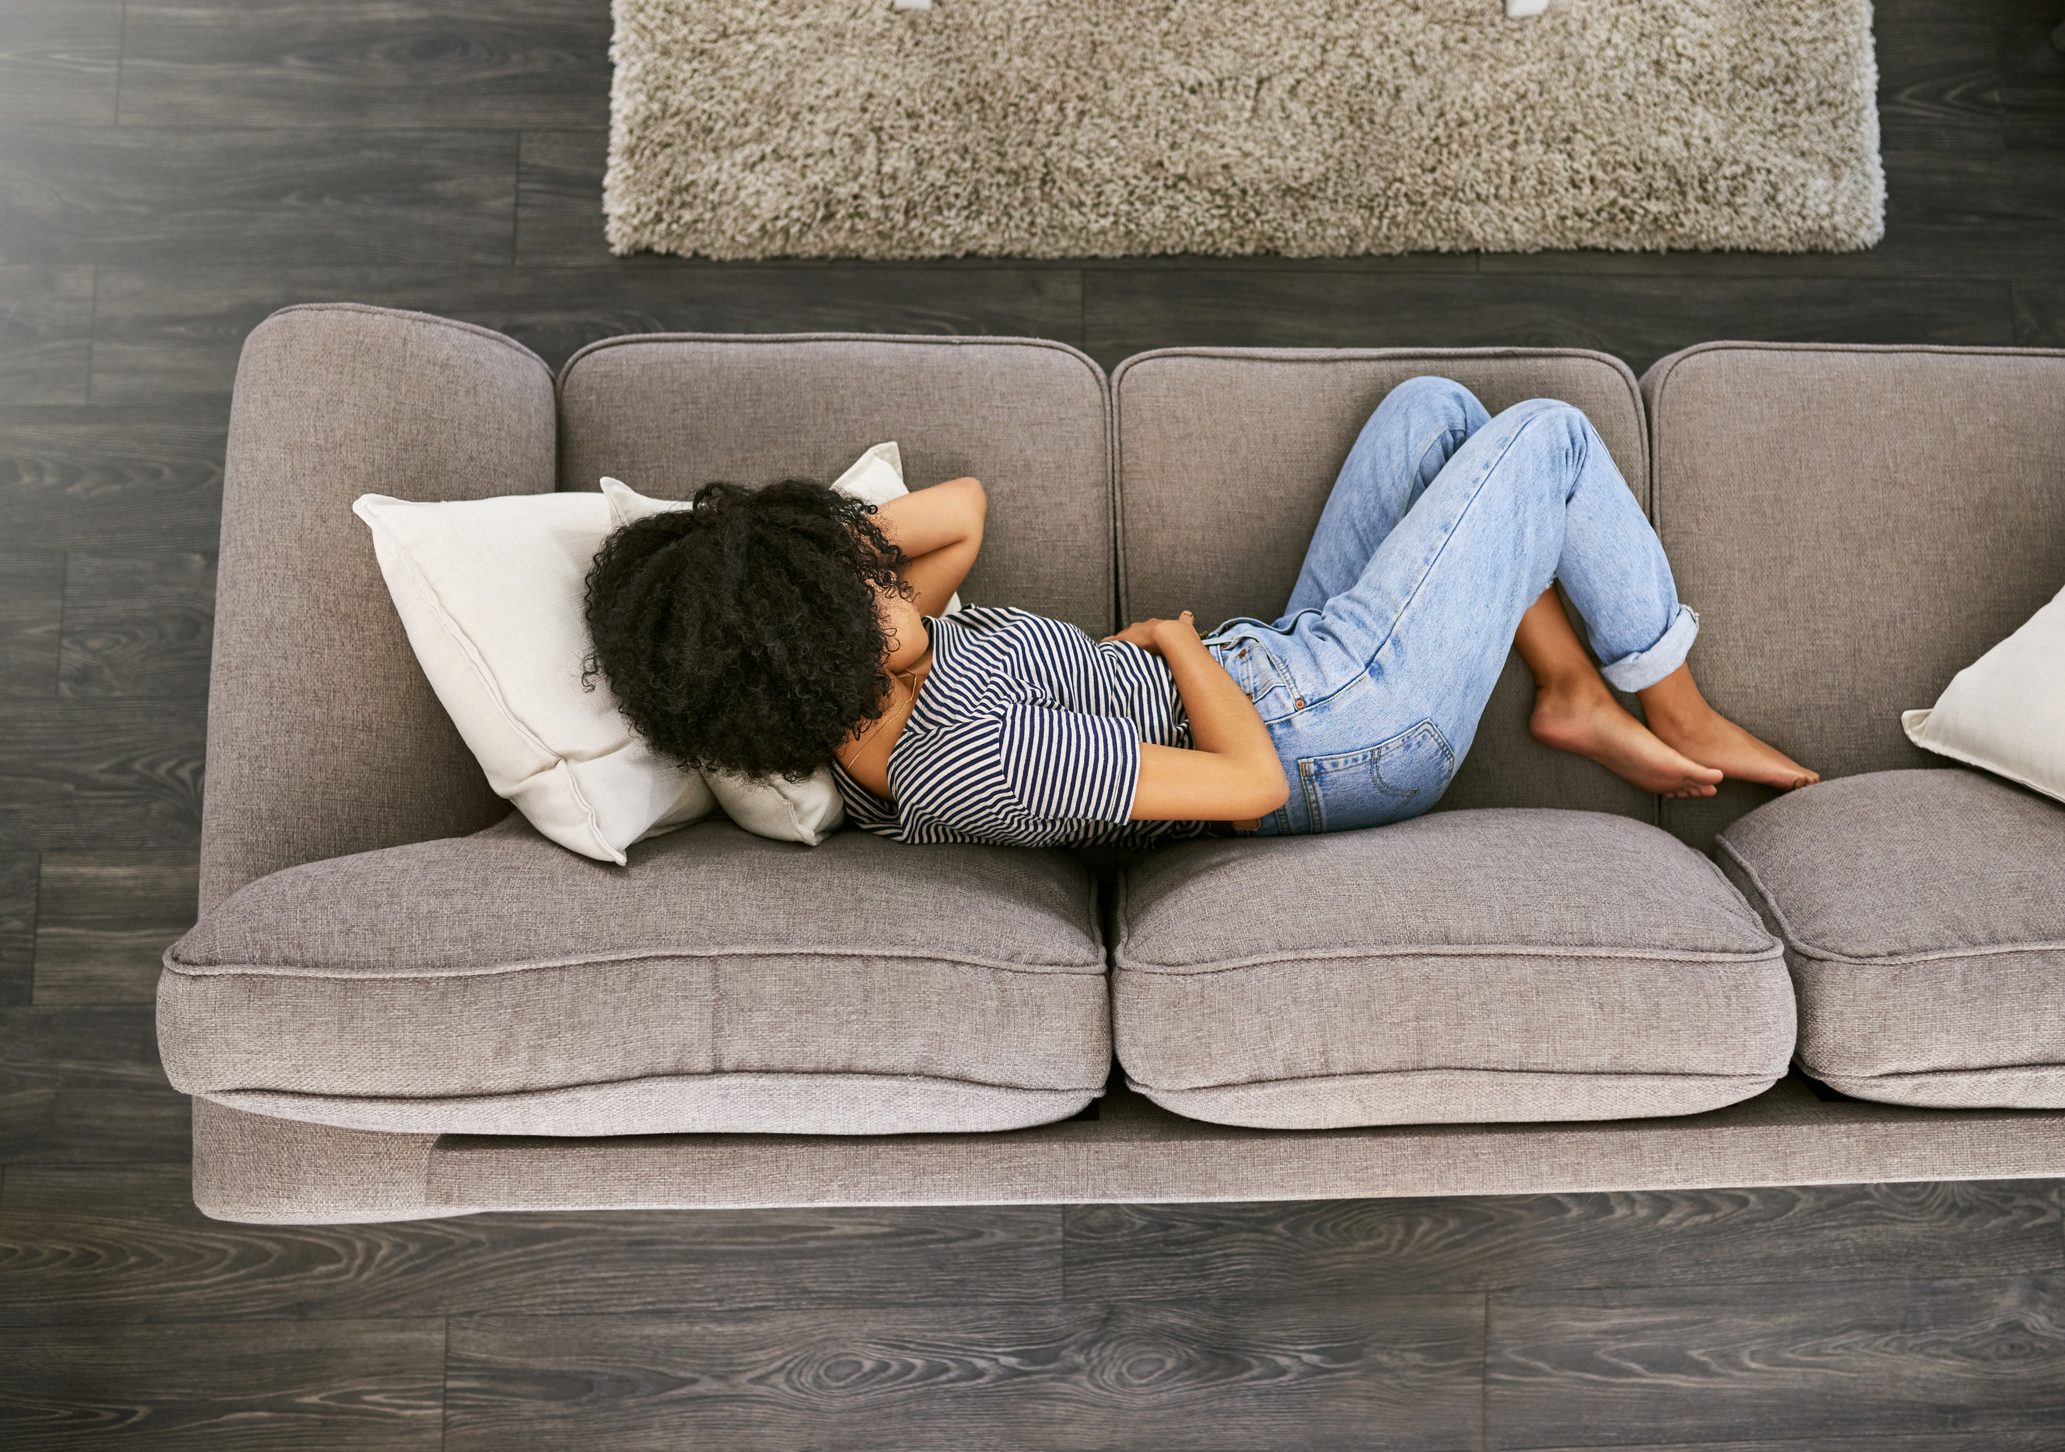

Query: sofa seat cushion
left=159, top=816, right=1111, bottom=1136
left=1112, top=809, right=1793, bottom=1129
left=1717, top=769, right=2065, bottom=1108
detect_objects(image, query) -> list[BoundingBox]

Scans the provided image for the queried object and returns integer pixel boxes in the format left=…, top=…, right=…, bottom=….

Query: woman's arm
left=871, top=477, right=985, bottom=616
left=1108, top=612, right=1289, bottom=822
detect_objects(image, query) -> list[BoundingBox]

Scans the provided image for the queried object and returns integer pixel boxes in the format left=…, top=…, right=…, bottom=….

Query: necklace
left=854, top=664, right=923, bottom=765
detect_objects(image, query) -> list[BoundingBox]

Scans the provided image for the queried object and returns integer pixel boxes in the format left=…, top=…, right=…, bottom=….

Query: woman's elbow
left=949, top=476, right=988, bottom=516
left=1245, top=762, right=1290, bottom=817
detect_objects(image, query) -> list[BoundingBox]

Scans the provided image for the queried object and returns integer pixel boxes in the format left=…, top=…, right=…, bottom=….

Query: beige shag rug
left=605, top=0, right=1884, bottom=260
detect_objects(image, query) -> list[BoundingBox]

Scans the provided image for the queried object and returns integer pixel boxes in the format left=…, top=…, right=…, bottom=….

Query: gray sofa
left=158, top=306, right=2065, bottom=1223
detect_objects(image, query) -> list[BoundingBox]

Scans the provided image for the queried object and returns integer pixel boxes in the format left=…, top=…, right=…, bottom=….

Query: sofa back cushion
left=558, top=334, right=1117, bottom=635
left=1644, top=343, right=2065, bottom=849
left=1112, top=347, right=1654, bottom=818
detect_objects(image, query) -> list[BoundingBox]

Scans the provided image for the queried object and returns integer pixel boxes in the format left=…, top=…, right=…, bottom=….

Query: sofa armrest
left=198, top=304, right=556, bottom=912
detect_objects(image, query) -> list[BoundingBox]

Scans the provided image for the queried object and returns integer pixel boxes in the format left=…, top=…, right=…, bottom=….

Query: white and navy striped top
left=830, top=606, right=1210, bottom=849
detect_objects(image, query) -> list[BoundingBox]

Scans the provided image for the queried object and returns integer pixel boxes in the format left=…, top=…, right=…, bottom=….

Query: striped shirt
left=831, top=606, right=1210, bottom=849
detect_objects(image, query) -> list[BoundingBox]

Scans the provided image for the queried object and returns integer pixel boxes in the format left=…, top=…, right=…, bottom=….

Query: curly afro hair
left=582, top=479, right=913, bottom=781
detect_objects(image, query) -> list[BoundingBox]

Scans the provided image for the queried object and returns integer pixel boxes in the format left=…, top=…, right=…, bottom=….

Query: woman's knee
left=1490, top=398, right=1594, bottom=462
left=1475, top=399, right=1595, bottom=508
left=1497, top=397, right=1587, bottom=429
left=1373, top=375, right=1488, bottom=433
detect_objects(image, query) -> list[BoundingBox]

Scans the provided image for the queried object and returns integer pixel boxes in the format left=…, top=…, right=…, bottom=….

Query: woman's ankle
left=1634, top=663, right=1709, bottom=727
left=1532, top=669, right=1611, bottom=707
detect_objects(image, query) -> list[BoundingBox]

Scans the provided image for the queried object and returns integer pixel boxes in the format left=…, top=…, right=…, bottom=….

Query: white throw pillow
left=352, top=491, right=716, bottom=865
left=600, top=442, right=960, bottom=845
left=1903, top=583, right=2065, bottom=805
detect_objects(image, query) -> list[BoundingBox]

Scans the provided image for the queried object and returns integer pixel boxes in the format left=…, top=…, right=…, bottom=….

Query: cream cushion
left=601, top=442, right=961, bottom=845
left=1903, top=583, right=2065, bottom=805
left=351, top=490, right=715, bottom=864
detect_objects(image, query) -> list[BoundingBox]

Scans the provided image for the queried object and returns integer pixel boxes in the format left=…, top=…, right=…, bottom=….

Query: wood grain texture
left=0, top=550, right=64, bottom=698
left=1879, top=146, right=2065, bottom=269
left=0, top=406, right=226, bottom=551
left=0, top=0, right=122, bottom=127
left=0, top=701, right=204, bottom=851
left=1998, top=5, right=2065, bottom=150
left=446, top=1300, right=1485, bottom=1452
left=1066, top=1184, right=2065, bottom=1302
left=0, top=1166, right=1062, bottom=1321
left=1874, top=20, right=2006, bottom=151
left=0, top=127, right=518, bottom=267
left=515, top=129, right=610, bottom=266
left=119, top=0, right=611, bottom=129
left=88, top=263, right=1086, bottom=398
left=30, top=853, right=196, bottom=1004
left=1486, top=1274, right=2065, bottom=1446
left=0, top=852, right=34, bottom=1006
left=0, top=265, right=93, bottom=404
left=0, top=1318, right=444, bottom=1451
left=58, top=552, right=215, bottom=700
left=0, top=1006, right=191, bottom=1163
left=1080, top=271, right=2017, bottom=374
left=2015, top=283, right=2065, bottom=346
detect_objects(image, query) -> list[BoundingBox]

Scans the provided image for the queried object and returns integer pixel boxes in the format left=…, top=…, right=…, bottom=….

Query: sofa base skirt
left=193, top=1076, right=2065, bottom=1224
left=1123, top=1069, right=1781, bottom=1130
left=204, top=1072, right=1101, bottom=1137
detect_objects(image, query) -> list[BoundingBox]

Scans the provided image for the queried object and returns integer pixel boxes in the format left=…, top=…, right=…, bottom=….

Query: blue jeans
left=1201, top=377, right=1698, bottom=836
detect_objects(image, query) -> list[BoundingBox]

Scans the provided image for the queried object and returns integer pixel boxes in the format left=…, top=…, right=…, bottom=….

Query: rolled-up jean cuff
left=1601, top=605, right=1700, bottom=693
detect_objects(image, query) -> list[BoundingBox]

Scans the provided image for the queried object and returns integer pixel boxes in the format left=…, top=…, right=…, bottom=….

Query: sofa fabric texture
left=1115, top=348, right=1656, bottom=822
left=1718, top=769, right=2065, bottom=1108
left=1644, top=342, right=2065, bottom=850
left=1113, top=809, right=1795, bottom=1128
left=161, top=815, right=1111, bottom=1135
left=201, top=305, right=555, bottom=911
left=558, top=333, right=1116, bottom=636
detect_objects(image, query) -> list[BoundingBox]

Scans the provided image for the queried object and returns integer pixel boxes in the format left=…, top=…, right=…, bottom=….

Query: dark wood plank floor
left=3, top=1, right=2064, bottom=1446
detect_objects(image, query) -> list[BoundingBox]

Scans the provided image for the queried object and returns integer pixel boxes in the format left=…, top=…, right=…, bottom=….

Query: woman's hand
left=1104, top=610, right=1197, bottom=656
left=1118, top=610, right=1290, bottom=823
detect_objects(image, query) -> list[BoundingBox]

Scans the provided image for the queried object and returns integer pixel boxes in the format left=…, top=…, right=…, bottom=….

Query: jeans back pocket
left=1297, top=719, right=1456, bottom=834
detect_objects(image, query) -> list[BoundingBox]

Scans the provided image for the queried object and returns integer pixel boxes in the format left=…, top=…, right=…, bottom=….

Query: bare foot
left=1530, top=678, right=1725, bottom=797
left=1644, top=698, right=1820, bottom=791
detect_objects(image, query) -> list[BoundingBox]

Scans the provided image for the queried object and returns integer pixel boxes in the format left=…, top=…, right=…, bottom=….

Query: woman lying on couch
left=583, top=377, right=1816, bottom=846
